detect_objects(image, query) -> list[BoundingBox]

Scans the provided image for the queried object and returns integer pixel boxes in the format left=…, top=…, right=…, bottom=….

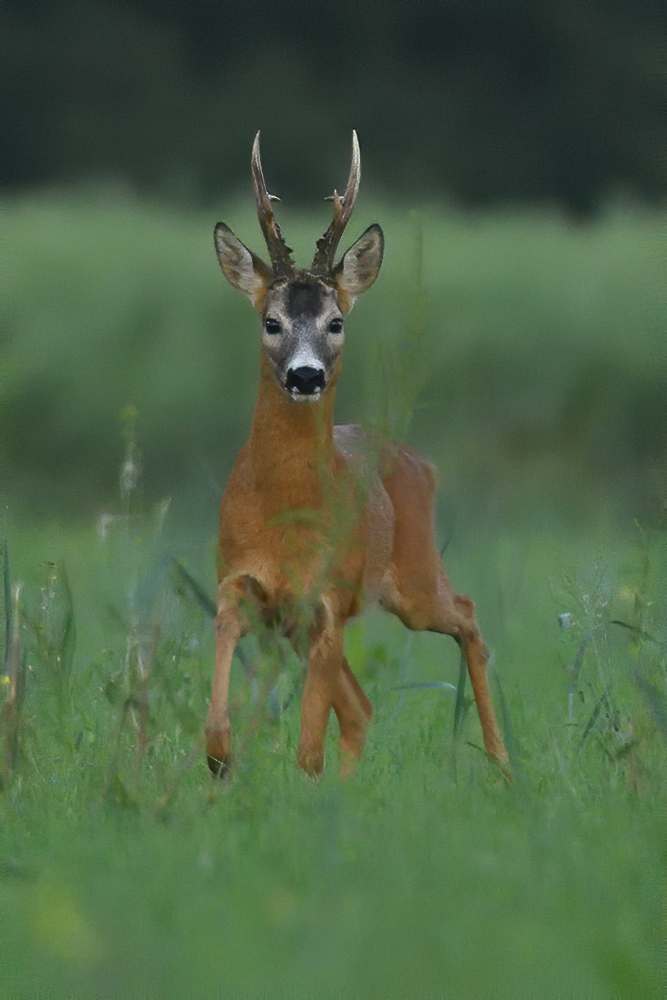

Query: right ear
left=214, top=222, right=273, bottom=312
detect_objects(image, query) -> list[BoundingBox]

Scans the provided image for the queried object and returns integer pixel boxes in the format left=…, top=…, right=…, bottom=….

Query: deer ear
left=333, top=224, right=384, bottom=311
left=214, top=222, right=273, bottom=311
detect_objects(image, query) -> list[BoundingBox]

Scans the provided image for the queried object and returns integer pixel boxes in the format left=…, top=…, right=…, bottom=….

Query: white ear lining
left=334, top=224, right=384, bottom=300
left=214, top=224, right=272, bottom=304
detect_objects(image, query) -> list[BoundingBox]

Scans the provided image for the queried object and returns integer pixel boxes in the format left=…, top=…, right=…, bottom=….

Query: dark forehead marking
left=285, top=279, right=331, bottom=319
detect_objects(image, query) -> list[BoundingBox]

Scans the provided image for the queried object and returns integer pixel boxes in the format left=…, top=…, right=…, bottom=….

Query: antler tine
left=311, top=130, right=361, bottom=276
left=251, top=132, right=295, bottom=278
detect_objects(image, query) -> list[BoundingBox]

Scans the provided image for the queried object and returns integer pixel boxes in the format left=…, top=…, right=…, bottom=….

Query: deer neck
left=249, top=355, right=339, bottom=507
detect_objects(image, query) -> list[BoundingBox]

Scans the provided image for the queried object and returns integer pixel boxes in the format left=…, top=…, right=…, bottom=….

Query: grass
left=1, top=485, right=665, bottom=998
left=2, top=191, right=665, bottom=524
left=1, top=190, right=666, bottom=997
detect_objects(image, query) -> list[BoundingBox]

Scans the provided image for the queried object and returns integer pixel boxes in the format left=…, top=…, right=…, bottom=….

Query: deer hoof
left=207, top=753, right=231, bottom=778
left=206, top=727, right=231, bottom=778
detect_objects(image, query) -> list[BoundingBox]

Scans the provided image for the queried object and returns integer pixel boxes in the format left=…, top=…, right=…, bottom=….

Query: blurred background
left=2, top=0, right=665, bottom=533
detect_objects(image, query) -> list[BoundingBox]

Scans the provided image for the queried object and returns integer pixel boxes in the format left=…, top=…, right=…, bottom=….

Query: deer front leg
left=332, top=656, right=372, bottom=778
left=297, top=622, right=345, bottom=776
left=206, top=587, right=244, bottom=776
left=297, top=620, right=372, bottom=777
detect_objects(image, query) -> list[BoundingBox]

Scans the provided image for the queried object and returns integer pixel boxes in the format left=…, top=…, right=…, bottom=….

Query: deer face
left=213, top=132, right=383, bottom=402
left=260, top=277, right=344, bottom=401
left=214, top=224, right=383, bottom=402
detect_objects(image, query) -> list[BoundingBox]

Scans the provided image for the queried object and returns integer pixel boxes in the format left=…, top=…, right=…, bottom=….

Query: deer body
left=206, top=134, right=508, bottom=776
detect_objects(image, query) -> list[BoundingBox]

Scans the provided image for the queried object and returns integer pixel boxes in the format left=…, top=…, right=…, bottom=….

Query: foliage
left=1, top=461, right=666, bottom=996
left=2, top=193, right=665, bottom=529
left=1, top=189, right=665, bottom=997
left=2, top=0, right=665, bottom=212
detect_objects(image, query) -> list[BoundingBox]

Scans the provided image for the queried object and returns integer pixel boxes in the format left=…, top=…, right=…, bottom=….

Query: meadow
left=1, top=191, right=665, bottom=998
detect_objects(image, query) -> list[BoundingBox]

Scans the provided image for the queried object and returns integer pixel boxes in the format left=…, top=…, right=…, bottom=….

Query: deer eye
left=328, top=318, right=343, bottom=334
left=265, top=318, right=282, bottom=335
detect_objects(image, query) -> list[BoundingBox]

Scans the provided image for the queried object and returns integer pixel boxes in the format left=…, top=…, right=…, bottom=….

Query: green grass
left=2, top=191, right=665, bottom=523
left=1, top=190, right=666, bottom=997
left=1, top=495, right=665, bottom=998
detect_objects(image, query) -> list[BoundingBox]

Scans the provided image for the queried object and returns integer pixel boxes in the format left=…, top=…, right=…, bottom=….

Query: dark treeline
left=2, top=0, right=664, bottom=212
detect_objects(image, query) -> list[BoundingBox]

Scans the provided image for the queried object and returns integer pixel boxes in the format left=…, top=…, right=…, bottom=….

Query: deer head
left=214, top=132, right=384, bottom=401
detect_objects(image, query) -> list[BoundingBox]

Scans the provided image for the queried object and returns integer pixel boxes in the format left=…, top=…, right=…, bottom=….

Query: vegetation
left=1, top=500, right=665, bottom=998
left=3, top=192, right=665, bottom=526
left=1, top=191, right=665, bottom=997
left=3, top=1, right=665, bottom=212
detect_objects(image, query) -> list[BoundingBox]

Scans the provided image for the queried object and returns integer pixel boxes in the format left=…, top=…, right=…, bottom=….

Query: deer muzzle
left=285, top=366, right=326, bottom=398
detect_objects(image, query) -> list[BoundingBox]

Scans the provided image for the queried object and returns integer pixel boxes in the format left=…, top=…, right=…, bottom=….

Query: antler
left=310, top=131, right=361, bottom=276
left=251, top=132, right=295, bottom=279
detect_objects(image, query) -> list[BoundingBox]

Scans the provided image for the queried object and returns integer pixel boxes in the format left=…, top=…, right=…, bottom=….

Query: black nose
left=286, top=366, right=326, bottom=395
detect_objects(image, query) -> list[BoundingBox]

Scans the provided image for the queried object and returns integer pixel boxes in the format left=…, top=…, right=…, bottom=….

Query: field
left=1, top=191, right=666, bottom=998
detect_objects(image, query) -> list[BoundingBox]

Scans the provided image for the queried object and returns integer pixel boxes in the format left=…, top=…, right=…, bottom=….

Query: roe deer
left=207, top=132, right=508, bottom=777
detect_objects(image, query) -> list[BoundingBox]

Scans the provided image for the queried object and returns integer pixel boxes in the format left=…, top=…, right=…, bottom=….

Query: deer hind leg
left=387, top=569, right=507, bottom=764
left=437, top=576, right=508, bottom=764
left=381, top=447, right=508, bottom=766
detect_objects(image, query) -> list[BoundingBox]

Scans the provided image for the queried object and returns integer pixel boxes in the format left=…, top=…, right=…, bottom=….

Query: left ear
left=333, top=224, right=384, bottom=312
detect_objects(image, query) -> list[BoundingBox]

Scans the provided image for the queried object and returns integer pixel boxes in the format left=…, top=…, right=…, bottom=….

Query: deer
left=206, top=132, right=509, bottom=778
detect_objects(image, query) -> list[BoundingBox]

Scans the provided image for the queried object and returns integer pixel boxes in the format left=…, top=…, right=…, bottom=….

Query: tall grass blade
left=568, top=630, right=591, bottom=722
left=609, top=619, right=663, bottom=648
left=439, top=531, right=454, bottom=560
left=450, top=647, right=468, bottom=783
left=170, top=559, right=255, bottom=676
left=55, top=560, right=76, bottom=696
left=634, top=675, right=667, bottom=745
left=494, top=673, right=521, bottom=781
left=2, top=542, right=10, bottom=671
left=2, top=577, right=26, bottom=788
left=171, top=559, right=216, bottom=618
left=579, top=688, right=610, bottom=747
left=392, top=681, right=457, bottom=693
left=389, top=632, right=414, bottom=721
left=453, top=646, right=467, bottom=736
